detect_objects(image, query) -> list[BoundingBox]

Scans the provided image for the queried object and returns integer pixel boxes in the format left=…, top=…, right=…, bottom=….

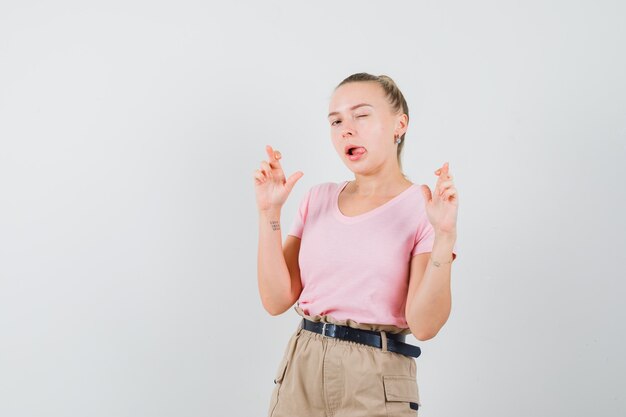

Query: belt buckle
left=321, top=322, right=328, bottom=337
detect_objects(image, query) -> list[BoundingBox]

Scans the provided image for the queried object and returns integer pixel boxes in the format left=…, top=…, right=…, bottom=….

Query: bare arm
left=405, top=233, right=456, bottom=340
left=257, top=210, right=303, bottom=316
left=406, top=162, right=459, bottom=340
left=254, top=144, right=305, bottom=316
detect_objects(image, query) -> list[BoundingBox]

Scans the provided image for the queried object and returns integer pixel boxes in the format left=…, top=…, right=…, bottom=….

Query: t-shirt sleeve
left=287, top=187, right=312, bottom=239
left=411, top=218, right=458, bottom=261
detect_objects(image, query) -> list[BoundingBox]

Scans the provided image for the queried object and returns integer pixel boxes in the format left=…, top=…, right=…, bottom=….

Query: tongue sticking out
left=351, top=147, right=367, bottom=155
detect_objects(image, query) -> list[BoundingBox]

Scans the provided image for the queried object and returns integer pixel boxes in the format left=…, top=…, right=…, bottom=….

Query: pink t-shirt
left=288, top=180, right=458, bottom=329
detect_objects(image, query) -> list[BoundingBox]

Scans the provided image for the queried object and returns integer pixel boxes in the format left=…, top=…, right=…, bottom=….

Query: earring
left=394, top=135, right=402, bottom=144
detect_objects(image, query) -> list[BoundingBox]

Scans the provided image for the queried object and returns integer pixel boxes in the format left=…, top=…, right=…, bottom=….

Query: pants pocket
left=273, top=356, right=289, bottom=385
left=383, top=375, right=420, bottom=416
left=267, top=357, right=289, bottom=417
left=267, top=327, right=301, bottom=417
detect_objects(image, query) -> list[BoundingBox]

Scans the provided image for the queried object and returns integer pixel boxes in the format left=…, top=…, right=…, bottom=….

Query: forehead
left=328, top=82, right=386, bottom=115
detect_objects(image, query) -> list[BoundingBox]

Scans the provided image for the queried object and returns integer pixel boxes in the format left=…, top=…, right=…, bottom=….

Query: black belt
left=301, top=318, right=421, bottom=358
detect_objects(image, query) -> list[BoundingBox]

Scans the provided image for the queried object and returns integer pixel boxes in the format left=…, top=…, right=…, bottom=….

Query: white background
left=1, top=1, right=625, bottom=416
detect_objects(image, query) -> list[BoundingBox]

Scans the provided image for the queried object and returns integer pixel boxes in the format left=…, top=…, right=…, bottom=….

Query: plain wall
left=1, top=1, right=625, bottom=416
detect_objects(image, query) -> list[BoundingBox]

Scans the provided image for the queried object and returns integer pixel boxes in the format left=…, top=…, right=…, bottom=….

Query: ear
left=394, top=113, right=409, bottom=137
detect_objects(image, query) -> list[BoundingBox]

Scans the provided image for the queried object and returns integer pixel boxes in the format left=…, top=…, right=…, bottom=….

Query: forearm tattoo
left=270, top=220, right=280, bottom=231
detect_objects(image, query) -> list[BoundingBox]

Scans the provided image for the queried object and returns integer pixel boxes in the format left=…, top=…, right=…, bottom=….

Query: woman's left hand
left=420, top=162, right=458, bottom=236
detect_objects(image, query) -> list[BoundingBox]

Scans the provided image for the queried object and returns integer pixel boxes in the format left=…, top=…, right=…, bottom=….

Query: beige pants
left=267, top=306, right=421, bottom=417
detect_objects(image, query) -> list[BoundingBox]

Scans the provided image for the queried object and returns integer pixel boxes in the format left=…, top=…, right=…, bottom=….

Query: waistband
left=300, top=318, right=421, bottom=358
left=293, top=304, right=412, bottom=336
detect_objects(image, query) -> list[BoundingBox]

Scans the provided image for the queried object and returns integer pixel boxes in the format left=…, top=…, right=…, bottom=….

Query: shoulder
left=408, top=183, right=428, bottom=207
left=303, top=181, right=345, bottom=197
left=291, top=181, right=345, bottom=210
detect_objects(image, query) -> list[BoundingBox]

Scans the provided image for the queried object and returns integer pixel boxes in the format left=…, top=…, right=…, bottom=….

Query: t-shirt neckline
left=333, top=180, right=417, bottom=223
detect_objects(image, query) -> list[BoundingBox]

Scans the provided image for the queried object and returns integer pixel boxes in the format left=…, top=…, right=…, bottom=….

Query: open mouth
left=346, top=146, right=367, bottom=156
left=345, top=146, right=367, bottom=160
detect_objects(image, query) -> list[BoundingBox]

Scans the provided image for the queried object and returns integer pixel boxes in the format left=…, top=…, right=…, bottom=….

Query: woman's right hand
left=254, top=145, right=304, bottom=213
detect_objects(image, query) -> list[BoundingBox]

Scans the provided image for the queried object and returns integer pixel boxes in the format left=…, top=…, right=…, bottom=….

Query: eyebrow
left=327, top=103, right=373, bottom=118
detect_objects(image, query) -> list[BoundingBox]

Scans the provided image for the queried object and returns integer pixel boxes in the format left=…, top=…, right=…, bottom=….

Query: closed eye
left=331, top=114, right=368, bottom=126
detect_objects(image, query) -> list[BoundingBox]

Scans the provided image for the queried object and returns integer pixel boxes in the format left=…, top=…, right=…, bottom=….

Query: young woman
left=254, top=73, right=459, bottom=417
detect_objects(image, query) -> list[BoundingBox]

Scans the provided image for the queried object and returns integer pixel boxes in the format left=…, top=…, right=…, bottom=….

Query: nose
left=340, top=121, right=354, bottom=139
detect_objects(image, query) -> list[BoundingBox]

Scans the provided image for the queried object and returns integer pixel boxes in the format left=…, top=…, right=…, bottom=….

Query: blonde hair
left=335, top=73, right=410, bottom=178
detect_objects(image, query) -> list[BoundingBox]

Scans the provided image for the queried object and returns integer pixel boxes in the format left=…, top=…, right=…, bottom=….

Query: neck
left=349, top=173, right=412, bottom=196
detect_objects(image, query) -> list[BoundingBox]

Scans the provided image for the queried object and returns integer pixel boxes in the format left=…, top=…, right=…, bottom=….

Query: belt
left=301, top=318, right=421, bottom=358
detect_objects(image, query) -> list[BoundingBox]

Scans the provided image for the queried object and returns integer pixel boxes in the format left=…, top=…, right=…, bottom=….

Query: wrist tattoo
left=270, top=220, right=280, bottom=231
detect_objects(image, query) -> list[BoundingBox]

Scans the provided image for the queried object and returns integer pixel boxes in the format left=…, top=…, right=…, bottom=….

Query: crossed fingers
left=434, top=162, right=457, bottom=202
left=256, top=145, right=285, bottom=182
